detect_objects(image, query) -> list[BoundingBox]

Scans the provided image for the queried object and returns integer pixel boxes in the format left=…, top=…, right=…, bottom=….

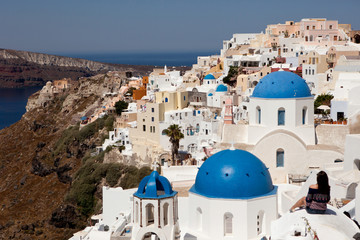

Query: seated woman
left=290, top=171, right=331, bottom=214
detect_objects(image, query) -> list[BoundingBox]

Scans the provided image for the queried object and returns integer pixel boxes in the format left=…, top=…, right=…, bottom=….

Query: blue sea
left=0, top=51, right=217, bottom=130
left=0, top=87, right=42, bottom=130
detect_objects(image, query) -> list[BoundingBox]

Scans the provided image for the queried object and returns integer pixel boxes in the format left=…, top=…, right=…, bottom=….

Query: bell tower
left=131, top=171, right=180, bottom=240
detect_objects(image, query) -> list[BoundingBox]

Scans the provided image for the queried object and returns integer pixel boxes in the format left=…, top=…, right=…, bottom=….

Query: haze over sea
left=63, top=51, right=217, bottom=67
left=0, top=51, right=216, bottom=130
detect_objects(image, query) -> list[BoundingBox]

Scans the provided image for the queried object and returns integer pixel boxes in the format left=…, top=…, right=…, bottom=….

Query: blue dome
left=216, top=84, right=228, bottom=92
left=204, top=74, right=216, bottom=80
left=252, top=71, right=312, bottom=98
left=208, top=93, right=213, bottom=96
left=190, top=149, right=275, bottom=199
left=134, top=171, right=177, bottom=199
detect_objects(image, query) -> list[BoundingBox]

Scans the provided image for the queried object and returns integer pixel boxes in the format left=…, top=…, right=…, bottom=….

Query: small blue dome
left=204, top=74, right=216, bottom=80
left=252, top=71, right=312, bottom=98
left=208, top=93, right=213, bottom=96
left=190, top=149, right=275, bottom=199
left=134, top=171, right=177, bottom=199
left=216, top=84, right=228, bottom=92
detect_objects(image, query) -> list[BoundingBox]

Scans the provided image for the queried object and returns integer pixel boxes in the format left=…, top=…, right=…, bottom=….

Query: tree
left=114, top=100, right=128, bottom=115
left=223, top=66, right=241, bottom=87
left=314, top=94, right=333, bottom=114
left=164, top=124, right=184, bottom=166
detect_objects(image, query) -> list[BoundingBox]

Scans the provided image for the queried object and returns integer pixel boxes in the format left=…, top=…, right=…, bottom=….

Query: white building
left=330, top=72, right=360, bottom=121
left=159, top=107, right=219, bottom=160
left=102, top=128, right=132, bottom=155
left=183, top=149, right=278, bottom=240
left=221, top=71, right=343, bottom=183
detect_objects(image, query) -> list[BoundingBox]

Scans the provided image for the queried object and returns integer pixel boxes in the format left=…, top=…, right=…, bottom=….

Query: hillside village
left=27, top=18, right=360, bottom=239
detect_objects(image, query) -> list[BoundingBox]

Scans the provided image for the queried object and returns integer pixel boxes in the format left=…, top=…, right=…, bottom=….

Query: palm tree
left=164, top=124, right=184, bottom=166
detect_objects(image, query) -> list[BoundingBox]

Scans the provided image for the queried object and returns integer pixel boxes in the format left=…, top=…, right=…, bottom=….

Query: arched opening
left=346, top=183, right=358, bottom=199
left=278, top=108, right=285, bottom=126
left=161, top=129, right=167, bottom=135
left=256, top=106, right=261, bottom=124
left=257, top=210, right=265, bottom=235
left=196, top=207, right=202, bottom=231
left=276, top=149, right=284, bottom=167
left=135, top=201, right=139, bottom=223
left=302, top=107, right=307, bottom=125
left=224, top=212, right=233, bottom=236
left=163, top=203, right=169, bottom=226
left=146, top=204, right=155, bottom=226
left=142, top=232, right=160, bottom=240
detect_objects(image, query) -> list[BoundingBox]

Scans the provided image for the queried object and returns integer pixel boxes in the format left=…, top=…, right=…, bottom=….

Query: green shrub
left=105, top=115, right=115, bottom=131
left=106, top=164, right=123, bottom=187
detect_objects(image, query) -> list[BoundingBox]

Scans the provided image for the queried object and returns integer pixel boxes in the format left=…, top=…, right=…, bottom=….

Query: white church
left=223, top=71, right=343, bottom=183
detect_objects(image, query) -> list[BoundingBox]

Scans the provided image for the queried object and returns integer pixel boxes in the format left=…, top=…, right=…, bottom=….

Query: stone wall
left=315, top=124, right=350, bottom=150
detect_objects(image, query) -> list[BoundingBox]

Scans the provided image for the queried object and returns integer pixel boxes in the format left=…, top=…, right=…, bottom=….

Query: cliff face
left=0, top=72, right=148, bottom=239
left=0, top=48, right=154, bottom=88
left=0, top=49, right=117, bottom=72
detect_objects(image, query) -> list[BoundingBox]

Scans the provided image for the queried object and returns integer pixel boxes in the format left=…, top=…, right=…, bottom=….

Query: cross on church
left=151, top=162, right=159, bottom=170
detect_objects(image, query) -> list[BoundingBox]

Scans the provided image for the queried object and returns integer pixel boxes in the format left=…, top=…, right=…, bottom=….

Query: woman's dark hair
left=317, top=171, right=330, bottom=194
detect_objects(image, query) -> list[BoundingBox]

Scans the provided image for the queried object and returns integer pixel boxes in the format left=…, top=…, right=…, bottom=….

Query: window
left=165, top=97, right=168, bottom=102
left=163, top=203, right=169, bottom=226
left=278, top=108, right=285, bottom=125
left=276, top=149, right=284, bottom=167
left=256, top=106, right=261, bottom=124
left=306, top=26, right=310, bottom=30
left=150, top=126, right=152, bottom=132
left=312, top=25, right=315, bottom=30
left=193, top=110, right=196, bottom=116
left=329, top=25, right=332, bottom=29
left=146, top=204, right=155, bottom=226
left=312, top=69, right=315, bottom=75
left=196, top=124, right=200, bottom=133
left=152, top=117, right=154, bottom=122
left=184, top=96, right=186, bottom=101
left=151, top=108, right=154, bottom=112
left=305, top=36, right=308, bottom=42
left=153, top=126, right=155, bottom=133
left=143, top=125, right=146, bottom=132
left=224, top=213, right=233, bottom=236
left=302, top=107, right=307, bottom=125
left=305, top=69, right=308, bottom=75
left=310, top=35, right=313, bottom=41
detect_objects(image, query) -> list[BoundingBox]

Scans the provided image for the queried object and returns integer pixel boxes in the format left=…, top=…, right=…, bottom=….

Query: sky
left=0, top=0, right=359, bottom=54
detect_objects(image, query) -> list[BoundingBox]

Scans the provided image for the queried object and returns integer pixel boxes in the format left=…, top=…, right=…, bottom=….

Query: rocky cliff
left=0, top=48, right=154, bottom=88
left=0, top=72, right=151, bottom=239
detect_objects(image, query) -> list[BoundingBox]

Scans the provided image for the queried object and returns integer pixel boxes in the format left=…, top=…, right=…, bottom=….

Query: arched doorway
left=142, top=232, right=160, bottom=240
